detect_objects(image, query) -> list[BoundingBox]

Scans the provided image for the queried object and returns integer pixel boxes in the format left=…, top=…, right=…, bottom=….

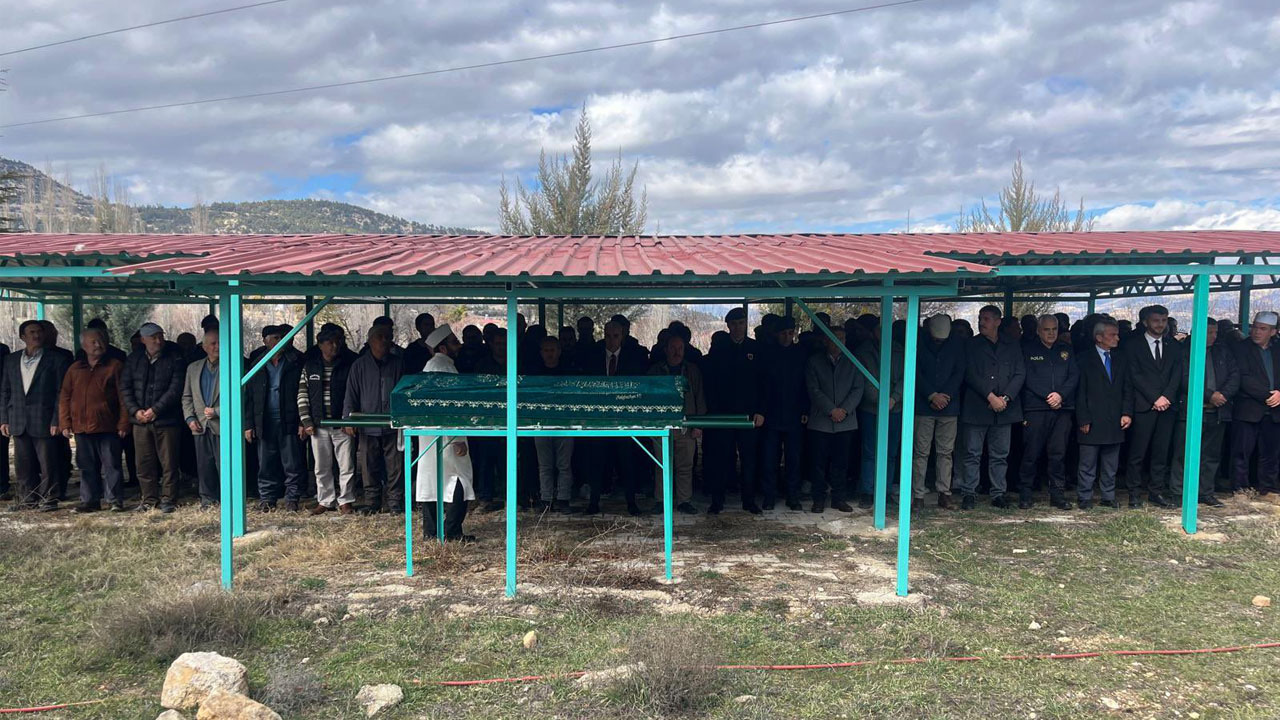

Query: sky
left=0, top=0, right=1278, bottom=234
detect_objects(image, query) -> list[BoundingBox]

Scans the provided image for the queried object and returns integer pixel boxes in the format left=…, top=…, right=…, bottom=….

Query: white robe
left=414, top=353, right=475, bottom=502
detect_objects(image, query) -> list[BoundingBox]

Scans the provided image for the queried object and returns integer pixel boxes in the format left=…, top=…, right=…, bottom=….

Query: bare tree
left=191, top=190, right=211, bottom=234
left=19, top=172, right=38, bottom=231
left=956, top=153, right=1095, bottom=233
left=92, top=163, right=141, bottom=232
left=499, top=105, right=647, bottom=235
left=57, top=167, right=75, bottom=232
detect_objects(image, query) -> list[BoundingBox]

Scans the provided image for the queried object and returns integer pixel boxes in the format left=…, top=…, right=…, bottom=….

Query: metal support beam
left=896, top=294, right=921, bottom=596
left=1240, top=271, right=1253, bottom=329
left=792, top=297, right=879, bottom=389
left=873, top=296, right=893, bottom=530
left=537, top=300, right=546, bottom=327
left=1181, top=274, right=1210, bottom=534
left=785, top=297, right=794, bottom=320
left=71, top=290, right=84, bottom=346
left=1087, top=291, right=1096, bottom=315
left=218, top=284, right=247, bottom=588
left=305, top=296, right=315, bottom=349
left=1002, top=289, right=1014, bottom=319
left=505, top=292, right=518, bottom=598
left=241, top=297, right=333, bottom=385
left=662, top=433, right=674, bottom=581
left=382, top=300, right=391, bottom=318
left=556, top=302, right=564, bottom=331
left=35, top=300, right=45, bottom=321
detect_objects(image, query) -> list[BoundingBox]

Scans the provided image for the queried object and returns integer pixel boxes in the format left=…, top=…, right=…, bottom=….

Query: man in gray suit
left=806, top=325, right=864, bottom=513
left=183, top=327, right=221, bottom=509
left=1, top=320, right=71, bottom=511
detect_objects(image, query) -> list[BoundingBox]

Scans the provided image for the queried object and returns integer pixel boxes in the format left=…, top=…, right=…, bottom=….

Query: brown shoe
left=309, top=504, right=334, bottom=516
left=338, top=503, right=355, bottom=515
left=937, top=494, right=953, bottom=510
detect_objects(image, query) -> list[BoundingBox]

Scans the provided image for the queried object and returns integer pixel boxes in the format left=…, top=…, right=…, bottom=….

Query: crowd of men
left=2, top=302, right=1277, bottom=541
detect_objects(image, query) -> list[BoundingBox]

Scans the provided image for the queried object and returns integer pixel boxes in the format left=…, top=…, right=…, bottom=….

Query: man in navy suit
left=1074, top=318, right=1133, bottom=509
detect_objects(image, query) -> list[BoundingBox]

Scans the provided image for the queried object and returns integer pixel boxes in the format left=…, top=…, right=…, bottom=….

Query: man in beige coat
left=182, top=328, right=221, bottom=509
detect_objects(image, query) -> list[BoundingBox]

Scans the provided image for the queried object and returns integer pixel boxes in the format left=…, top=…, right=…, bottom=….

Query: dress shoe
left=991, top=495, right=1010, bottom=509
left=1128, top=498, right=1143, bottom=509
left=627, top=503, right=643, bottom=517
left=831, top=500, right=854, bottom=513
left=258, top=501, right=275, bottom=513
left=810, top=503, right=825, bottom=514
left=960, top=495, right=976, bottom=510
left=1148, top=493, right=1175, bottom=508
left=338, top=503, right=355, bottom=515
left=310, top=504, right=334, bottom=516
left=160, top=502, right=177, bottom=514
left=1200, top=496, right=1225, bottom=508
left=1018, top=497, right=1033, bottom=510
left=937, top=494, right=952, bottom=510
left=583, top=502, right=601, bottom=515
left=743, top=503, right=763, bottom=515
left=110, top=502, right=125, bottom=512
left=706, top=503, right=723, bottom=515
left=1052, top=498, right=1072, bottom=510
left=1100, top=499, right=1118, bottom=508
left=1077, top=499, right=1092, bottom=510
left=786, top=500, right=803, bottom=511
left=483, top=500, right=504, bottom=513
left=857, top=496, right=873, bottom=510
left=135, top=503, right=154, bottom=513
left=761, top=500, right=775, bottom=511
left=458, top=534, right=478, bottom=544
left=72, top=503, right=99, bottom=514
left=285, top=500, right=301, bottom=513
left=676, top=502, right=698, bottom=515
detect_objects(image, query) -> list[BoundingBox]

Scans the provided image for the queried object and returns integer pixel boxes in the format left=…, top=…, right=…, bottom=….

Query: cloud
left=1, top=0, right=1278, bottom=233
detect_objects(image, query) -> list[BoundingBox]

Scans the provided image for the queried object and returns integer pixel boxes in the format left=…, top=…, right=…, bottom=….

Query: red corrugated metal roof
left=0, top=231, right=1275, bottom=278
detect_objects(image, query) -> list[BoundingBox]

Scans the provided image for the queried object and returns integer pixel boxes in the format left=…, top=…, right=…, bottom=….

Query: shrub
left=615, top=623, right=723, bottom=717
left=92, top=587, right=285, bottom=664
left=257, top=654, right=327, bottom=717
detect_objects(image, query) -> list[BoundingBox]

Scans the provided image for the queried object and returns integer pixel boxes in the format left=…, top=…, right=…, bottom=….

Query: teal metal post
left=382, top=300, right=391, bottom=318
left=226, top=287, right=246, bottom=538
left=662, top=433, right=674, bottom=580
left=784, top=297, right=794, bottom=320
left=436, top=441, right=445, bottom=541
left=873, top=296, right=893, bottom=530
left=1002, top=289, right=1014, bottom=319
left=504, top=293, right=518, bottom=597
left=241, top=297, right=333, bottom=385
left=1180, top=274, right=1210, bottom=534
left=1087, top=291, right=1096, bottom=315
left=792, top=298, right=879, bottom=389
left=537, top=300, right=546, bottom=327
left=1240, top=272, right=1253, bottom=329
left=556, top=302, right=564, bottom=330
left=305, top=296, right=315, bottom=348
left=35, top=300, right=45, bottom=321
left=218, top=291, right=236, bottom=589
left=896, top=295, right=921, bottom=596
left=403, top=442, right=414, bottom=577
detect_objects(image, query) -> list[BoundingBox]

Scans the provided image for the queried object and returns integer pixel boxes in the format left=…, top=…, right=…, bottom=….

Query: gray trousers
left=1077, top=443, right=1121, bottom=501
left=912, top=416, right=957, bottom=498
left=76, top=432, right=123, bottom=505
left=652, top=430, right=696, bottom=504
left=960, top=423, right=1012, bottom=497
left=193, top=430, right=220, bottom=503
left=534, top=437, right=574, bottom=502
left=312, top=428, right=356, bottom=507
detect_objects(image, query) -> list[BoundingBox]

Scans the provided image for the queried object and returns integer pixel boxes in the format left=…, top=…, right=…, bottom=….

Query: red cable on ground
left=0, top=700, right=105, bottom=714
left=437, top=640, right=1280, bottom=687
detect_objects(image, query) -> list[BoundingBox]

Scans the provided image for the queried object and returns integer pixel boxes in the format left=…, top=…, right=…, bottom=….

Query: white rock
left=160, top=652, right=249, bottom=710
left=733, top=694, right=758, bottom=704
left=1012, top=549, right=1028, bottom=554
left=313, top=617, right=331, bottom=627
left=1028, top=621, right=1042, bottom=630
left=156, top=711, right=189, bottom=720
left=522, top=630, right=538, bottom=649
left=195, top=688, right=280, bottom=720
left=356, top=684, right=404, bottom=717
left=1101, top=697, right=1120, bottom=710
left=575, top=663, right=646, bottom=690
left=1251, top=595, right=1271, bottom=608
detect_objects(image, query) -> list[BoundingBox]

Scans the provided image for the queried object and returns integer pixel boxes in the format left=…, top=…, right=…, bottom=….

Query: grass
left=2, top=497, right=1280, bottom=718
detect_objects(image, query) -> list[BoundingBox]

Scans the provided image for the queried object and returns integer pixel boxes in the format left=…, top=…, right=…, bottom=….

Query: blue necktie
left=1104, top=351, right=1113, bottom=382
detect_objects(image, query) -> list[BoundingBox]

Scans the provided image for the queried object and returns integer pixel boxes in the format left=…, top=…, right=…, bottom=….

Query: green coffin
left=390, top=373, right=688, bottom=429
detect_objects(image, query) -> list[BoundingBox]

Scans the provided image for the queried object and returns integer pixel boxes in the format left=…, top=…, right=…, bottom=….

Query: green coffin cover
left=390, top=373, right=688, bottom=429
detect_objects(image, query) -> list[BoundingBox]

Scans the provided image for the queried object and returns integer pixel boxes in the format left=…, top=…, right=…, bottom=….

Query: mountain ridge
left=0, top=157, right=482, bottom=235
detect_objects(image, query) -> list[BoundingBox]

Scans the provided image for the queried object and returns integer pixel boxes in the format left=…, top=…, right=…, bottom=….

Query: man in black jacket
left=1075, top=318, right=1133, bottom=509
left=1019, top=315, right=1080, bottom=510
left=1230, top=311, right=1280, bottom=495
left=1120, top=305, right=1183, bottom=508
left=121, top=322, right=185, bottom=512
left=912, top=314, right=965, bottom=508
left=0, top=339, right=8, bottom=502
left=958, top=306, right=1025, bottom=510
left=1, top=320, right=70, bottom=510
left=246, top=325, right=306, bottom=512
left=1170, top=319, right=1238, bottom=507
left=403, top=312, right=436, bottom=374
left=299, top=325, right=358, bottom=514
left=758, top=317, right=809, bottom=511
left=705, top=308, right=767, bottom=514
left=582, top=320, right=651, bottom=514
left=345, top=325, right=405, bottom=514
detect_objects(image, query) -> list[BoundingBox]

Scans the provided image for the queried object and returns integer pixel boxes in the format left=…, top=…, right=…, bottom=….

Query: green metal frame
left=8, top=246, right=1275, bottom=598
